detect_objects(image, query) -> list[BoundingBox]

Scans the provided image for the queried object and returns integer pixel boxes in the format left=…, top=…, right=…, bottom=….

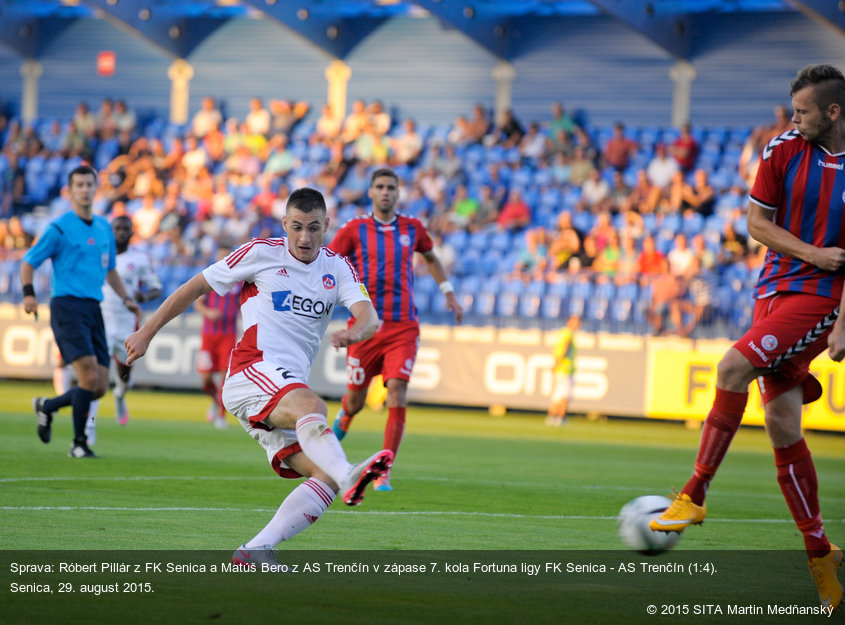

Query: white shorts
left=103, top=310, right=137, bottom=364
left=550, top=372, right=573, bottom=403
left=221, top=360, right=309, bottom=479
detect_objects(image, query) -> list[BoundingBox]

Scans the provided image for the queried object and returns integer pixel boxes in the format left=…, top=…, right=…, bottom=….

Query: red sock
left=384, top=407, right=406, bottom=457
left=774, top=438, right=830, bottom=558
left=683, top=388, right=747, bottom=505
left=202, top=379, right=217, bottom=399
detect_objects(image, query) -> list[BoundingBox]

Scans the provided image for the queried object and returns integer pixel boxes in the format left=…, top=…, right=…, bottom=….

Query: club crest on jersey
left=399, top=234, right=411, bottom=247
left=761, top=334, right=778, bottom=351
left=322, top=274, right=336, bottom=290
left=272, top=290, right=334, bottom=319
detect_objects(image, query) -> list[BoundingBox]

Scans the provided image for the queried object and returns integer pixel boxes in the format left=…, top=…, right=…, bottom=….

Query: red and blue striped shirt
left=329, top=213, right=433, bottom=323
left=750, top=129, right=845, bottom=301
left=201, top=285, right=241, bottom=336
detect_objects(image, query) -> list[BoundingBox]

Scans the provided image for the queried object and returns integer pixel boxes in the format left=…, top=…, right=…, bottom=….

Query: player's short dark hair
left=68, top=164, right=97, bottom=186
left=370, top=168, right=398, bottom=186
left=790, top=64, right=845, bottom=111
left=287, top=187, right=326, bottom=213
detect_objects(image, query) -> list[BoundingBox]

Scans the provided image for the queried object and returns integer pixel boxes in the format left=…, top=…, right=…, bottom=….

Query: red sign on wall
left=96, top=51, right=116, bottom=76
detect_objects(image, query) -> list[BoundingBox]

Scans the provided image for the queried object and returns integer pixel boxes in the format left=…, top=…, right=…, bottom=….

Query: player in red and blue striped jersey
left=653, top=64, right=845, bottom=609
left=329, top=168, right=463, bottom=491
left=194, top=252, right=242, bottom=429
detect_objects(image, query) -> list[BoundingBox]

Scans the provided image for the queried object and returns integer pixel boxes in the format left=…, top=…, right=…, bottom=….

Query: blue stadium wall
left=0, top=12, right=843, bottom=127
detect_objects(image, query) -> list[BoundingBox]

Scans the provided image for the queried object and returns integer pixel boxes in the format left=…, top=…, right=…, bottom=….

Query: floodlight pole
left=20, top=59, right=42, bottom=124
left=669, top=60, right=696, bottom=128
left=325, top=60, right=351, bottom=125
left=168, top=59, right=194, bottom=125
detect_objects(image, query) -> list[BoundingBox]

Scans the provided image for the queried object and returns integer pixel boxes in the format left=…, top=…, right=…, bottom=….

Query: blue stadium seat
left=567, top=278, right=593, bottom=318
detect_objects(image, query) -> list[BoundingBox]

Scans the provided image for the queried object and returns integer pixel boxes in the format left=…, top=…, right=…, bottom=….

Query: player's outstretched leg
left=33, top=397, right=54, bottom=444
left=649, top=492, right=706, bottom=533
left=340, top=449, right=393, bottom=506
left=231, top=545, right=286, bottom=570
left=808, top=544, right=843, bottom=610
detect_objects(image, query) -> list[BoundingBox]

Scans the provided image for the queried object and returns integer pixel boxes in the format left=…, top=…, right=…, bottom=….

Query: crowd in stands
left=0, top=93, right=790, bottom=339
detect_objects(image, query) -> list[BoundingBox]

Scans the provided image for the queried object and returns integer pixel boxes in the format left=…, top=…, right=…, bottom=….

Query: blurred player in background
left=83, top=215, right=162, bottom=444
left=22, top=165, right=139, bottom=458
left=193, top=250, right=241, bottom=429
left=652, top=64, right=845, bottom=609
left=329, top=167, right=463, bottom=492
left=546, top=315, right=579, bottom=426
left=124, top=187, right=391, bottom=562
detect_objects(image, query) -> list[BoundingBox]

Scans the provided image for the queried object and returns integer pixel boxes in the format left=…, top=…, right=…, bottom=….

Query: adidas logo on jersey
left=276, top=268, right=289, bottom=277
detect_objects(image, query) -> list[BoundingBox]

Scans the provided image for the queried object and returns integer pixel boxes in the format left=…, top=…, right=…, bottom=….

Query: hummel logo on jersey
left=277, top=268, right=289, bottom=277
left=271, top=290, right=334, bottom=318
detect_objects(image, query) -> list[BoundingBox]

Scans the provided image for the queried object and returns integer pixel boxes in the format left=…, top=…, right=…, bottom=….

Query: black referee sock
left=71, top=388, right=95, bottom=441
left=44, top=389, right=75, bottom=414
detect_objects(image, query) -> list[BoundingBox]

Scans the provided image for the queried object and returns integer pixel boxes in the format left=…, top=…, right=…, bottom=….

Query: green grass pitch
left=1, top=380, right=842, bottom=624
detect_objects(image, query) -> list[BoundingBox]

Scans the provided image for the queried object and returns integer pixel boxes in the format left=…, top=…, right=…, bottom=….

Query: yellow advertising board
left=646, top=338, right=845, bottom=432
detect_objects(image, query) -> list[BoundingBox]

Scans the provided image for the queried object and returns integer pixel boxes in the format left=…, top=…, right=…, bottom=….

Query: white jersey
left=101, top=247, right=162, bottom=340
left=203, top=237, right=370, bottom=381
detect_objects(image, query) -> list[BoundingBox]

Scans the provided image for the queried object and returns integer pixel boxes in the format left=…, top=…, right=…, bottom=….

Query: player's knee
left=715, top=349, right=755, bottom=389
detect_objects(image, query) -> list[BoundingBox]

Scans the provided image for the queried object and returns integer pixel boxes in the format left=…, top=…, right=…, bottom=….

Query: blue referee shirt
left=23, top=211, right=116, bottom=301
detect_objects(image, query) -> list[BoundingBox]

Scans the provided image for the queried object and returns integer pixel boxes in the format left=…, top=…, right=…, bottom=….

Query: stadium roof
left=0, top=0, right=840, bottom=60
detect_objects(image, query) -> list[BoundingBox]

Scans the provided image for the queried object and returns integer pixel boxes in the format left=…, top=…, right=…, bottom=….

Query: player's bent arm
left=748, top=202, right=845, bottom=272
left=106, top=268, right=140, bottom=314
left=331, top=300, right=379, bottom=349
left=125, top=273, right=214, bottom=364
left=421, top=250, right=464, bottom=324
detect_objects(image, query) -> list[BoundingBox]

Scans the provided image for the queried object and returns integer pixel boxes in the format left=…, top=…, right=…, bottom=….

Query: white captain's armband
left=439, top=281, right=455, bottom=295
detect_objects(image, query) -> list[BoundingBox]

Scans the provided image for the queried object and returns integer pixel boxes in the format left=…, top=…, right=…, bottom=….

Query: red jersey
left=329, top=213, right=433, bottom=323
left=750, top=129, right=845, bottom=302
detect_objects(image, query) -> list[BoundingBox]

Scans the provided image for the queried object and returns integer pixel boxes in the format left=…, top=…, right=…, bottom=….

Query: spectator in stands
left=73, top=102, right=97, bottom=139
left=426, top=144, right=463, bottom=183
left=608, top=170, right=633, bottom=211
left=579, top=168, right=611, bottom=211
left=262, top=134, right=297, bottom=179
left=646, top=142, right=679, bottom=190
left=491, top=108, right=524, bottom=148
left=668, top=233, right=696, bottom=277
left=390, top=118, right=423, bottom=166
left=341, top=99, right=369, bottom=144
left=182, top=135, right=209, bottom=180
left=549, top=128, right=575, bottom=159
left=223, top=118, right=243, bottom=155
left=637, top=234, right=666, bottom=277
left=548, top=101, right=577, bottom=139
left=718, top=221, right=749, bottom=266
left=602, top=122, right=638, bottom=172
left=240, top=121, right=268, bottom=156
left=113, top=100, right=137, bottom=135
left=203, top=120, right=226, bottom=167
left=496, top=188, right=532, bottom=232
left=549, top=151, right=572, bottom=185
left=512, top=227, right=549, bottom=281
left=569, top=145, right=595, bottom=186
left=192, top=97, right=223, bottom=139
left=468, top=184, right=500, bottom=233
left=311, top=103, right=342, bottom=145
left=646, top=258, right=683, bottom=336
left=442, top=184, right=478, bottom=231
left=547, top=216, right=583, bottom=274
left=660, top=170, right=686, bottom=214
left=60, top=120, right=89, bottom=159
left=679, top=256, right=716, bottom=338
left=40, top=119, right=66, bottom=155
left=353, top=120, right=390, bottom=166
left=245, top=97, right=271, bottom=137
left=626, top=169, right=661, bottom=215
left=617, top=233, right=640, bottom=280
left=338, top=161, right=371, bottom=206
left=270, top=98, right=309, bottom=137
left=448, top=114, right=471, bottom=147
left=466, top=104, right=491, bottom=144
left=132, top=193, right=162, bottom=242
left=95, top=98, right=117, bottom=138
left=520, top=121, right=549, bottom=161
left=592, top=229, right=621, bottom=277
left=671, top=121, right=699, bottom=173
left=681, top=168, right=716, bottom=217
left=1, top=152, right=25, bottom=218
left=690, top=233, right=717, bottom=271
left=368, top=100, right=392, bottom=136
left=739, top=104, right=793, bottom=184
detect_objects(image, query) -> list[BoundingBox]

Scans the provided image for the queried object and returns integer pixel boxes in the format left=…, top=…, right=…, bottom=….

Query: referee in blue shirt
left=21, top=164, right=140, bottom=458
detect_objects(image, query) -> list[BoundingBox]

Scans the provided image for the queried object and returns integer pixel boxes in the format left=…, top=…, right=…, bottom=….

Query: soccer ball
left=618, top=495, right=681, bottom=555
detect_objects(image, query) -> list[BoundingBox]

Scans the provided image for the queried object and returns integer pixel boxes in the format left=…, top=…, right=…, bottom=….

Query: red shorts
left=733, top=292, right=836, bottom=405
left=345, top=320, right=420, bottom=390
left=198, top=332, right=237, bottom=374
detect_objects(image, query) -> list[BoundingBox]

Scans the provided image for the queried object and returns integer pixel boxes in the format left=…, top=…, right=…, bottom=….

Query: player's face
left=112, top=219, right=132, bottom=247
left=369, top=175, right=399, bottom=217
left=69, top=173, right=97, bottom=210
left=791, top=86, right=833, bottom=145
left=283, top=207, right=328, bottom=263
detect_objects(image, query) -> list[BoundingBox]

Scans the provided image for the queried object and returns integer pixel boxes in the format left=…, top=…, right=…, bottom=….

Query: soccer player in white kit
left=85, top=215, right=162, bottom=443
left=125, top=188, right=392, bottom=562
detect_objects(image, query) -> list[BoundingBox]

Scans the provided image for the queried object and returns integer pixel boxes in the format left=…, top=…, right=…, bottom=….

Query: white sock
left=114, top=378, right=127, bottom=399
left=53, top=366, right=72, bottom=395
left=85, top=401, right=98, bottom=445
left=294, top=413, right=352, bottom=485
left=245, top=478, right=336, bottom=548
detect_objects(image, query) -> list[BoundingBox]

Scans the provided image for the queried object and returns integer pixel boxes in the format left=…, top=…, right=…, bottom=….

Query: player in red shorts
left=652, top=64, right=845, bottom=609
left=194, top=262, right=241, bottom=429
left=329, top=168, right=463, bottom=491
